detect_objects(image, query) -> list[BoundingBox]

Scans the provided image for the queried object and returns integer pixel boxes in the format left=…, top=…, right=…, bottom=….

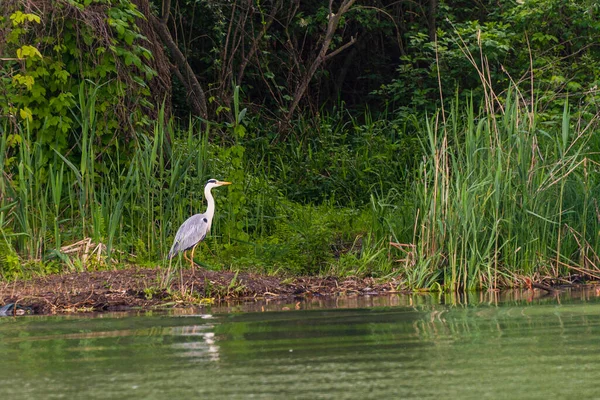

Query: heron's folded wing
left=169, top=214, right=209, bottom=257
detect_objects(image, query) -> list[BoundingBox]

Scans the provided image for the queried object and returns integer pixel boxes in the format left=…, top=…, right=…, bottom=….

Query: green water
left=2, top=289, right=600, bottom=399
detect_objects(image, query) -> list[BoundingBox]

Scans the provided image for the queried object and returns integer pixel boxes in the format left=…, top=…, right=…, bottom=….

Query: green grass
left=0, top=86, right=379, bottom=279
left=2, top=84, right=600, bottom=290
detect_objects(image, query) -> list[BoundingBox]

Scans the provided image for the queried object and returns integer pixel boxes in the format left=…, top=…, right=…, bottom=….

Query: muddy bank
left=0, top=267, right=404, bottom=315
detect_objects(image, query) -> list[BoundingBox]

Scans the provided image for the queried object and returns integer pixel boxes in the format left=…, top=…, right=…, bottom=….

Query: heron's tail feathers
left=167, top=243, right=179, bottom=259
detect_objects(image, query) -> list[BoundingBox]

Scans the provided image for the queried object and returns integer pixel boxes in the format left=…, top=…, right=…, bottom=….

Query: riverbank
left=0, top=267, right=407, bottom=314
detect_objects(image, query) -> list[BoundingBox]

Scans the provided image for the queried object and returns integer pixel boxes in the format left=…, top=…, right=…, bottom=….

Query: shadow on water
left=2, top=286, right=600, bottom=399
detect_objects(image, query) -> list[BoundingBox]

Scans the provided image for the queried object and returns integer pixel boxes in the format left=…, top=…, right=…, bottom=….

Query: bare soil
left=0, top=267, right=404, bottom=315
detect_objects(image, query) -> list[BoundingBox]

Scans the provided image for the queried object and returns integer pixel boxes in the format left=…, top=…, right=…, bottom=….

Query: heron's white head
left=205, top=179, right=232, bottom=190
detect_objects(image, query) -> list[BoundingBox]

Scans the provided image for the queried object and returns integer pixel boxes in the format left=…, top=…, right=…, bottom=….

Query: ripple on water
left=1, top=292, right=600, bottom=399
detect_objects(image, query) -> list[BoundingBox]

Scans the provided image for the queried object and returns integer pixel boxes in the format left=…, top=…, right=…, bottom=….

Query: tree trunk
left=428, top=0, right=438, bottom=42
left=152, top=0, right=208, bottom=119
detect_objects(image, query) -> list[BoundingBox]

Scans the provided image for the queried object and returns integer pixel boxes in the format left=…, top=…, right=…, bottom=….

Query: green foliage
left=217, top=199, right=369, bottom=276
left=0, top=0, right=156, bottom=162
left=0, top=235, right=21, bottom=280
left=218, top=86, right=248, bottom=241
left=242, top=104, right=421, bottom=206
left=377, top=19, right=515, bottom=112
left=505, top=0, right=600, bottom=107
left=378, top=0, right=600, bottom=115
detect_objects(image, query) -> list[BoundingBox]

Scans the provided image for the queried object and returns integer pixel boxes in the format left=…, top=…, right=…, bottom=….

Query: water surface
left=2, top=288, right=600, bottom=399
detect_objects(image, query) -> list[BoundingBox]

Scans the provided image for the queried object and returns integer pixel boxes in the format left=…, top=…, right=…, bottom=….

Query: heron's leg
left=190, top=243, right=199, bottom=274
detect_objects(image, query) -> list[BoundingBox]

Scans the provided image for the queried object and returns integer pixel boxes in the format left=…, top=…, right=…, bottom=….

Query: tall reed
left=391, top=90, right=600, bottom=290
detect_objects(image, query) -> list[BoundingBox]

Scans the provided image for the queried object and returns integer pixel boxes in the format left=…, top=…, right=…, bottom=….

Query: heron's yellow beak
left=218, top=181, right=232, bottom=186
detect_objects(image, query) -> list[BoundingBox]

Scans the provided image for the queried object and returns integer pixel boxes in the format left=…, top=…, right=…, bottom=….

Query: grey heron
left=168, top=179, right=232, bottom=269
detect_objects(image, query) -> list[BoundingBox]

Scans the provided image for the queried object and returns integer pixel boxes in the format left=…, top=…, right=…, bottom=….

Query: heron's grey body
left=168, top=179, right=231, bottom=263
left=168, top=213, right=210, bottom=258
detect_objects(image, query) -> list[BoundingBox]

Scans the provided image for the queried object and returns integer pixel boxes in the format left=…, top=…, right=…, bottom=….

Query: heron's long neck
left=204, top=185, right=216, bottom=224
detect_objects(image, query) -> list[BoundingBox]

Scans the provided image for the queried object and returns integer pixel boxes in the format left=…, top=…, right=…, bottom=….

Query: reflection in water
left=206, top=284, right=600, bottom=314
left=171, top=318, right=220, bottom=362
left=1, top=287, right=600, bottom=399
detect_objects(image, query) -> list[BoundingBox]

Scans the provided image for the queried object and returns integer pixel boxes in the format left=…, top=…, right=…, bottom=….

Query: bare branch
left=324, top=35, right=356, bottom=61
left=285, top=0, right=358, bottom=124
